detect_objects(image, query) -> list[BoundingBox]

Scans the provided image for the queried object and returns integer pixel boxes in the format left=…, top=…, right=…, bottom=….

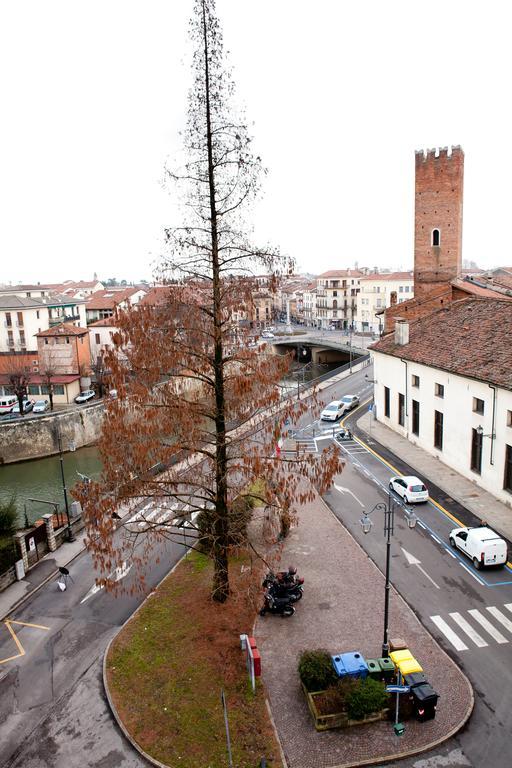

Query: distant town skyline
left=1, top=0, right=511, bottom=283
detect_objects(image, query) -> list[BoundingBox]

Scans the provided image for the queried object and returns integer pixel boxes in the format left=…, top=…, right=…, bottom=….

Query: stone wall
left=0, top=402, right=105, bottom=464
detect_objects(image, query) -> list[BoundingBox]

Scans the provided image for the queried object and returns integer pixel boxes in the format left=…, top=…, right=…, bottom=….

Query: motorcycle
left=259, top=590, right=295, bottom=617
left=262, top=566, right=304, bottom=602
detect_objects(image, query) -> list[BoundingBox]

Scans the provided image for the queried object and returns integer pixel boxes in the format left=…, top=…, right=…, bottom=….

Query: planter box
left=302, top=682, right=389, bottom=732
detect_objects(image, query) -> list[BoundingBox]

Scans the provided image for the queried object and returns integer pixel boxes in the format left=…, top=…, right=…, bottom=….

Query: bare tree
left=77, top=0, right=342, bottom=603
left=5, top=352, right=32, bottom=414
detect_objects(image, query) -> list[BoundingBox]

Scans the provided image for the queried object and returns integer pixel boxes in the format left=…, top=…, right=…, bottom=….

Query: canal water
left=0, top=360, right=343, bottom=526
left=0, top=446, right=103, bottom=526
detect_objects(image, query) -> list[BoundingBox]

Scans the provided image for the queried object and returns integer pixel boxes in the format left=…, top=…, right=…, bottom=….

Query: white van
left=0, top=395, right=17, bottom=413
left=449, top=526, right=508, bottom=569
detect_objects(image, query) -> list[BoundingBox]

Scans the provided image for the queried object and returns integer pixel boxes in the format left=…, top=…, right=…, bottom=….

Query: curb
left=321, top=493, right=475, bottom=767
left=102, top=552, right=190, bottom=768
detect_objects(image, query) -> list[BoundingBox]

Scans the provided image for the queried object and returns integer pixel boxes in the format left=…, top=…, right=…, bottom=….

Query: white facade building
left=315, top=270, right=362, bottom=329
left=371, top=299, right=512, bottom=506
left=357, top=272, right=414, bottom=334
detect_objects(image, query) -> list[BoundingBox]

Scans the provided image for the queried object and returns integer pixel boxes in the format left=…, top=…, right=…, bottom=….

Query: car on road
left=11, top=399, right=35, bottom=414
left=449, top=525, right=507, bottom=569
left=388, top=475, right=429, bottom=503
left=320, top=400, right=345, bottom=421
left=340, top=394, right=359, bottom=413
left=75, top=389, right=95, bottom=403
left=260, top=331, right=275, bottom=339
left=33, top=399, right=50, bottom=414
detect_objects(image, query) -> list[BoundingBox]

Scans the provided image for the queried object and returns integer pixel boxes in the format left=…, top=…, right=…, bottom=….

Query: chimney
left=389, top=290, right=397, bottom=307
left=394, top=318, right=409, bottom=346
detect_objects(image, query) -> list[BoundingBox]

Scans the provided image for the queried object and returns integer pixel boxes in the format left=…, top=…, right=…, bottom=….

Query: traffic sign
left=386, top=685, right=410, bottom=694
left=368, top=403, right=373, bottom=412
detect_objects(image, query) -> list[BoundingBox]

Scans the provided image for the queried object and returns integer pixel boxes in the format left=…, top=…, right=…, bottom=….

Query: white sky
left=1, top=0, right=511, bottom=284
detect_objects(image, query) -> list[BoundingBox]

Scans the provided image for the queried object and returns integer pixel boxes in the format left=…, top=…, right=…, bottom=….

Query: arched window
left=332, top=299, right=338, bottom=309
left=432, top=228, right=440, bottom=246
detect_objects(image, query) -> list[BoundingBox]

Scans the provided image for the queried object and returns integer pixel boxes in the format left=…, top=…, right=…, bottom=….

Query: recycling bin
left=404, top=672, right=428, bottom=689
left=410, top=683, right=439, bottom=721
left=397, top=657, right=423, bottom=677
left=340, top=651, right=368, bottom=679
left=331, top=655, right=347, bottom=678
left=389, top=649, right=413, bottom=668
left=366, top=659, right=381, bottom=680
left=389, top=637, right=408, bottom=652
left=377, top=657, right=395, bottom=682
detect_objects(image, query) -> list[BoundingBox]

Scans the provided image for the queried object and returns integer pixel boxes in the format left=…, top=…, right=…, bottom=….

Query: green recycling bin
left=378, top=657, right=395, bottom=682
left=366, top=659, right=381, bottom=680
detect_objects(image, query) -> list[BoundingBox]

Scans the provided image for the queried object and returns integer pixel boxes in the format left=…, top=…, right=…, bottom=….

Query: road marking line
left=417, top=521, right=426, bottom=529
left=458, top=561, right=485, bottom=585
left=486, top=607, right=512, bottom=634
left=505, top=603, right=512, bottom=615
left=468, top=609, right=508, bottom=643
left=342, top=398, right=512, bottom=571
left=0, top=620, right=50, bottom=665
left=430, top=615, right=468, bottom=651
left=447, top=550, right=457, bottom=559
left=449, top=612, right=488, bottom=647
left=429, top=533, right=443, bottom=545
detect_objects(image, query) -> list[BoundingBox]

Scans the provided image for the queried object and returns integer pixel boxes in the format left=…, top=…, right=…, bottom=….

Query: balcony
left=7, top=338, right=15, bottom=347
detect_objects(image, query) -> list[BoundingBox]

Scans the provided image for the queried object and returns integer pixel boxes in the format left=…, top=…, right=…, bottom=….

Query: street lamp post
left=57, top=429, right=76, bottom=543
left=360, top=496, right=417, bottom=657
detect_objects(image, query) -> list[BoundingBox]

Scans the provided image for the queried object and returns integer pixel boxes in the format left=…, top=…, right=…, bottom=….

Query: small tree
left=6, top=352, right=31, bottom=414
left=41, top=366, right=56, bottom=411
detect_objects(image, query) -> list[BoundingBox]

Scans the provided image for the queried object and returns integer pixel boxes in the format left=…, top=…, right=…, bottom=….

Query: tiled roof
left=85, top=288, right=141, bottom=310
left=139, top=286, right=175, bottom=306
left=317, top=270, right=363, bottom=278
left=36, top=323, right=88, bottom=337
left=88, top=317, right=119, bottom=327
left=450, top=277, right=512, bottom=299
left=360, top=271, right=414, bottom=281
left=0, top=295, right=46, bottom=309
left=372, top=298, right=512, bottom=390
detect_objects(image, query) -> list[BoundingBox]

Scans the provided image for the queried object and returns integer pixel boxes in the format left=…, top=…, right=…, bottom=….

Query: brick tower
left=414, top=146, right=464, bottom=300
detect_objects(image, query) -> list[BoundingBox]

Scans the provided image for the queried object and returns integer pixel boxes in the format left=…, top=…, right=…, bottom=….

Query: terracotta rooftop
left=372, top=298, right=512, bottom=390
left=139, top=286, right=176, bottom=306
left=85, top=287, right=142, bottom=310
left=317, top=270, right=363, bottom=279
left=88, top=317, right=119, bottom=327
left=36, top=323, right=88, bottom=337
left=360, top=271, right=414, bottom=281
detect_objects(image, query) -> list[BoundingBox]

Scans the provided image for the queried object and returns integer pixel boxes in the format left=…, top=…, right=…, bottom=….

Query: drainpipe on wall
left=488, top=383, right=497, bottom=466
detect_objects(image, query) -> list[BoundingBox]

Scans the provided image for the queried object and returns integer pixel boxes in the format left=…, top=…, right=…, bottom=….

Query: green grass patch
left=107, top=551, right=279, bottom=767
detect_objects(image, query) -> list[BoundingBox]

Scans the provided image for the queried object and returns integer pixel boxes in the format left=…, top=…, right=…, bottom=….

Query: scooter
left=263, top=571, right=304, bottom=601
left=260, top=590, right=295, bottom=617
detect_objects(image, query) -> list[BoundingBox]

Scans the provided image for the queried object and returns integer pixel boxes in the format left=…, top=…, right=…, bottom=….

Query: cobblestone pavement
left=256, top=493, right=473, bottom=768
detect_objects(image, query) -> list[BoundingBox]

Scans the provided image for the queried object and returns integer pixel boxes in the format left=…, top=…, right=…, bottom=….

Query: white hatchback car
left=389, top=475, right=429, bottom=504
left=320, top=401, right=344, bottom=421
left=33, top=399, right=50, bottom=414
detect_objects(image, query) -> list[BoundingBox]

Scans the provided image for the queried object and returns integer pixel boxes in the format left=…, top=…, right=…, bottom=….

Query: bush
left=345, top=677, right=389, bottom=721
left=0, top=496, right=18, bottom=536
left=298, top=649, right=338, bottom=692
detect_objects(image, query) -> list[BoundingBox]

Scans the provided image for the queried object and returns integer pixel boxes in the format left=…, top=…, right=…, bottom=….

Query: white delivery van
left=449, top=526, right=508, bottom=569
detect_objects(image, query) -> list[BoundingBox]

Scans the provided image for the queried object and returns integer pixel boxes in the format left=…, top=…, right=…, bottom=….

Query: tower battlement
left=415, top=145, right=464, bottom=165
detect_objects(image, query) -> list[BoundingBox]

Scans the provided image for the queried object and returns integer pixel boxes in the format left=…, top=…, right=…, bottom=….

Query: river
left=0, top=360, right=343, bottom=526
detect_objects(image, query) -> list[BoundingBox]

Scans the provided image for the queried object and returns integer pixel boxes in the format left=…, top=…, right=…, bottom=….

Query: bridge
left=270, top=330, right=374, bottom=365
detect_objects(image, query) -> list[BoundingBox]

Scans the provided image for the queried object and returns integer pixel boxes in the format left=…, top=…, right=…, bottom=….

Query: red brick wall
left=383, top=285, right=452, bottom=333
left=414, top=146, right=464, bottom=300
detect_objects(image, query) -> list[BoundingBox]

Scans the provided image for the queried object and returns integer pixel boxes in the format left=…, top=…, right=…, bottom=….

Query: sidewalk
left=0, top=530, right=88, bottom=621
left=356, top=411, right=512, bottom=542
left=257, top=491, right=473, bottom=768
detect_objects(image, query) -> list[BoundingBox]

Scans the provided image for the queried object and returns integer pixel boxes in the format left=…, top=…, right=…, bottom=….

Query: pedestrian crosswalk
left=430, top=603, right=512, bottom=651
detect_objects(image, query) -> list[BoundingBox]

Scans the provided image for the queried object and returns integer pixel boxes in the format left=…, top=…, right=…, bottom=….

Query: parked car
left=340, top=394, right=359, bottom=413
left=320, top=400, right=345, bottom=421
left=75, top=389, right=95, bottom=404
left=261, top=331, right=275, bottom=339
left=449, top=525, right=507, bottom=569
left=33, top=400, right=50, bottom=414
left=11, top=399, right=35, bottom=414
left=389, top=475, right=429, bottom=504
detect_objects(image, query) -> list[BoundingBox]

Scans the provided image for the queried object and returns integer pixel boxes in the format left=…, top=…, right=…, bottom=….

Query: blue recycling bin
left=332, top=651, right=368, bottom=679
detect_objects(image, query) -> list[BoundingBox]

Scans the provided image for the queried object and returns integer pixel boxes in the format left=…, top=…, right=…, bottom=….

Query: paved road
left=0, top=528, right=188, bottom=767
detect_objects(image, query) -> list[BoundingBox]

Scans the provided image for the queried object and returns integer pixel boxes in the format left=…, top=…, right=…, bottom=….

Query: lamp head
left=476, top=425, right=483, bottom=436
left=360, top=513, right=372, bottom=534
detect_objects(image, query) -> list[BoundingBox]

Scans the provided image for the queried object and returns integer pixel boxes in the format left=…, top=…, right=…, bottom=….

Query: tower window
left=432, top=229, right=440, bottom=246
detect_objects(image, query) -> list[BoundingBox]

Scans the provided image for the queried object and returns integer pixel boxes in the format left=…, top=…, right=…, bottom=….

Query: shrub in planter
left=314, top=676, right=359, bottom=715
left=345, top=677, right=389, bottom=721
left=298, top=649, right=337, bottom=692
